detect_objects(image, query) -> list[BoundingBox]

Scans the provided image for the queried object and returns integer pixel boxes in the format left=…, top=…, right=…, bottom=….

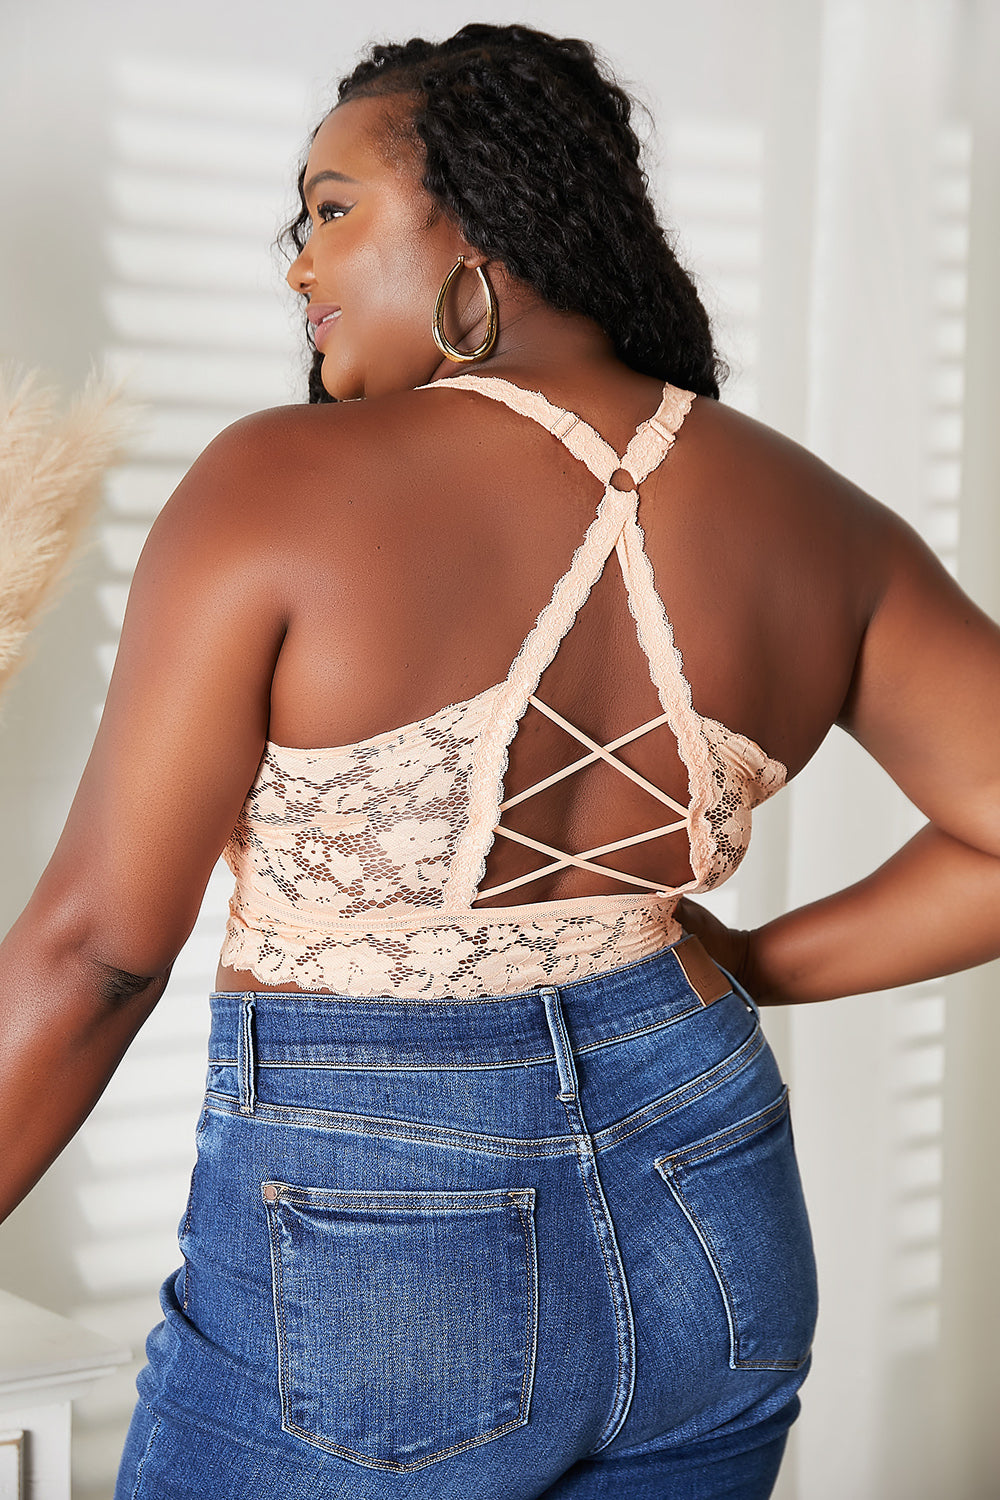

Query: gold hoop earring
left=431, top=256, right=499, bottom=363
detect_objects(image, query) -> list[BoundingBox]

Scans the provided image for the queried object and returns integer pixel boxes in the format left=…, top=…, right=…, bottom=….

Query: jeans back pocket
left=654, top=1087, right=818, bottom=1370
left=263, top=1183, right=538, bottom=1472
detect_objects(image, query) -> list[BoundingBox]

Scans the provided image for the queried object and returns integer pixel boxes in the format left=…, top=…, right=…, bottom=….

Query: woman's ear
left=458, top=249, right=489, bottom=271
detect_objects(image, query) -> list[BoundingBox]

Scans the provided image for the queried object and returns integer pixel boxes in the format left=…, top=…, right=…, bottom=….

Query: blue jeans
left=116, top=938, right=818, bottom=1498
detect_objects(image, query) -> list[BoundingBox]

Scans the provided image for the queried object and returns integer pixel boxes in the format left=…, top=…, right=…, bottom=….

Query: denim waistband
left=206, top=934, right=744, bottom=1070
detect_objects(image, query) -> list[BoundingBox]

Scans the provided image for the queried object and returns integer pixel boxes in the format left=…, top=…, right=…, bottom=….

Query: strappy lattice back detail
left=481, top=695, right=689, bottom=898
left=416, top=373, right=714, bottom=906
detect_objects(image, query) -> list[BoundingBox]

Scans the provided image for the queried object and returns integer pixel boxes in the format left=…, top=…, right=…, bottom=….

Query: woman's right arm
left=682, top=501, right=1000, bottom=1004
left=0, top=411, right=298, bottom=1223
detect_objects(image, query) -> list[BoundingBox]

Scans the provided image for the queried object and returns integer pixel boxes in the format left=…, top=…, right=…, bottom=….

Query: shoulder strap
left=417, top=373, right=620, bottom=484
left=416, top=373, right=693, bottom=489
left=442, top=487, right=639, bottom=904
left=620, top=385, right=696, bottom=486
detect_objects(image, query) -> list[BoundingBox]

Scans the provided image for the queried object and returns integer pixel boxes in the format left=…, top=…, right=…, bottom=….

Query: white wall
left=1, top=2, right=997, bottom=1496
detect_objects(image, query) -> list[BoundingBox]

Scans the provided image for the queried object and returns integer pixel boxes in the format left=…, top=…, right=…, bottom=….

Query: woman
left=2, top=22, right=999, bottom=1500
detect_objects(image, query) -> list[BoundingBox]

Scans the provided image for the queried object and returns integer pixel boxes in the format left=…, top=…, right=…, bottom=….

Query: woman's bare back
left=210, top=361, right=887, bottom=1000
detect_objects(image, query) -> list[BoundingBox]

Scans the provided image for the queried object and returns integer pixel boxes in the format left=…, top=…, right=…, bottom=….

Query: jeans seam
left=659, top=1171, right=809, bottom=1371
left=655, top=1086, right=789, bottom=1172
left=129, top=1411, right=161, bottom=1500
left=203, top=1095, right=581, bottom=1155
left=179, top=1106, right=209, bottom=1313
left=264, top=1195, right=293, bottom=1435
left=593, top=1026, right=766, bottom=1153
left=207, top=1001, right=705, bottom=1076
left=564, top=1104, right=635, bottom=1454
left=281, top=1415, right=528, bottom=1472
left=512, top=1197, right=539, bottom=1421
left=238, top=995, right=256, bottom=1115
left=201, top=1024, right=764, bottom=1158
left=655, top=1088, right=811, bottom=1372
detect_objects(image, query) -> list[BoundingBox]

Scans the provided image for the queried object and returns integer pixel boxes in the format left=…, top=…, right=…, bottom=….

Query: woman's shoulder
left=201, top=384, right=901, bottom=557
left=214, top=384, right=460, bottom=442
left=665, top=392, right=913, bottom=603
left=161, top=398, right=401, bottom=532
left=149, top=391, right=459, bottom=594
left=199, top=388, right=454, bottom=484
left=677, top=395, right=885, bottom=520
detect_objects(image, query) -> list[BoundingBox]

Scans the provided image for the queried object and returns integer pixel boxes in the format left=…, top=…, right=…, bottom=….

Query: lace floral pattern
left=222, top=890, right=687, bottom=999
left=698, top=721, right=787, bottom=888
left=222, top=687, right=498, bottom=916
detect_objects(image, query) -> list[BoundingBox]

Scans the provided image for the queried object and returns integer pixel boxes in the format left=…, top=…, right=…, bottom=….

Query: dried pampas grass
left=0, top=364, right=144, bottom=698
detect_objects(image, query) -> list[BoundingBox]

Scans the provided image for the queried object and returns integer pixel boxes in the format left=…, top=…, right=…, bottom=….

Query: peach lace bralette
left=219, top=374, right=786, bottom=998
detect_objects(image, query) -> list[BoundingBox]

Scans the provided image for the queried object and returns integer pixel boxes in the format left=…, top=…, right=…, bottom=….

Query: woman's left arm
left=681, top=501, right=1000, bottom=1004
left=0, top=412, right=297, bottom=1222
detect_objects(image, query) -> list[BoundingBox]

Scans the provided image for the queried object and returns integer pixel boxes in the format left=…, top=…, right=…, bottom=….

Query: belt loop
left=540, top=987, right=580, bottom=1102
left=238, top=994, right=257, bottom=1115
left=719, top=964, right=761, bottom=1019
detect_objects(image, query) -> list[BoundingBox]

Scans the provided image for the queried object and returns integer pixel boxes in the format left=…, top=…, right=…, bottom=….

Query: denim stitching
left=129, top=1411, right=162, bottom=1500
left=206, top=1000, right=705, bottom=1074
left=200, top=1027, right=764, bottom=1159
left=511, top=1195, right=539, bottom=1419
left=263, top=1190, right=294, bottom=1434
left=543, top=989, right=579, bottom=1102
left=204, top=1095, right=580, bottom=1156
left=178, top=1105, right=210, bottom=1313
left=238, top=996, right=256, bottom=1116
left=541, top=984, right=635, bottom=1454
left=655, top=1090, right=809, bottom=1370
left=283, top=1415, right=528, bottom=1471
left=269, top=1186, right=530, bottom=1208
left=655, top=1086, right=789, bottom=1172
left=594, top=1026, right=766, bottom=1152
left=563, top=1106, right=635, bottom=1450
left=659, top=1170, right=741, bottom=1364
left=267, top=1187, right=536, bottom=1471
left=659, top=1172, right=807, bottom=1370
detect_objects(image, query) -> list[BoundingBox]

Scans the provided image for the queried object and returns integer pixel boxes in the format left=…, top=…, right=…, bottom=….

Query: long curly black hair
left=278, top=23, right=727, bottom=404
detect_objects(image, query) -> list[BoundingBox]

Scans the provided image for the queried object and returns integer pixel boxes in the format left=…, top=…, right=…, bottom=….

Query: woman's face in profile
left=287, top=95, right=467, bottom=401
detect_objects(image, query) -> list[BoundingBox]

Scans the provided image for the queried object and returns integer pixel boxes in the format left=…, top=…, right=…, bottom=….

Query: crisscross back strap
left=418, top=373, right=618, bottom=483
left=417, top=372, right=690, bottom=489
left=417, top=371, right=705, bottom=908
left=621, top=386, right=696, bottom=486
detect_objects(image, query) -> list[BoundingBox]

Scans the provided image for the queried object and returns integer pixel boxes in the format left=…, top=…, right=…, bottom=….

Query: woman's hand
left=681, top=818, right=1000, bottom=1008
left=675, top=897, right=758, bottom=996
